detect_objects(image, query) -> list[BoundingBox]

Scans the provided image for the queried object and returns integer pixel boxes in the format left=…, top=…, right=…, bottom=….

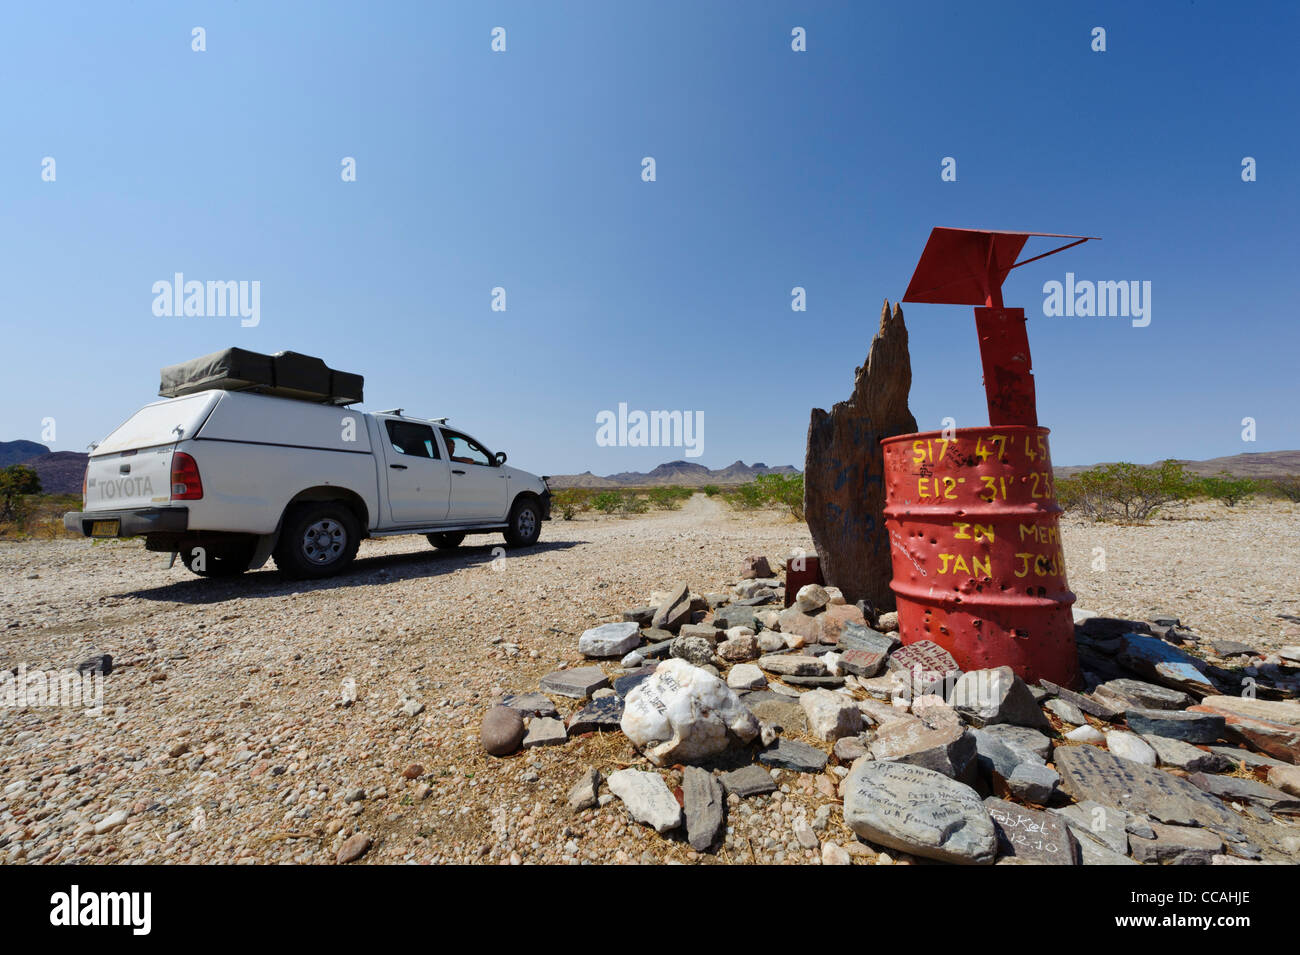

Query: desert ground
left=1, top=495, right=1298, bottom=864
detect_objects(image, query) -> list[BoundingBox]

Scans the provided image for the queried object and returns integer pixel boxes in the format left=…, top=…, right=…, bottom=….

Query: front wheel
left=273, top=502, right=361, bottom=579
left=503, top=498, right=542, bottom=548
left=426, top=532, right=466, bottom=549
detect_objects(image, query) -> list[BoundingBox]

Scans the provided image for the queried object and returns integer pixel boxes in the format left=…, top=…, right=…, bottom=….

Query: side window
left=440, top=429, right=491, bottom=467
left=385, top=420, right=440, bottom=459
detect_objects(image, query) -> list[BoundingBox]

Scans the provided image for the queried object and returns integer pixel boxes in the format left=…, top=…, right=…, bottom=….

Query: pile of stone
left=480, top=554, right=1300, bottom=864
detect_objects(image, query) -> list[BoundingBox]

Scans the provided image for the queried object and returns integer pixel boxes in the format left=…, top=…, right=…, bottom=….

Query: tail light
left=82, top=466, right=88, bottom=504
left=170, top=452, right=204, bottom=500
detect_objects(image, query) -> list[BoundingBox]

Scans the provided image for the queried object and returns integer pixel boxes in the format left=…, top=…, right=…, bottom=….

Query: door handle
left=390, top=464, right=408, bottom=470
left=452, top=469, right=466, bottom=475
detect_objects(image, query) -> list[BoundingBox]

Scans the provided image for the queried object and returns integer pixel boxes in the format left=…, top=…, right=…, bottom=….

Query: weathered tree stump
left=804, top=300, right=917, bottom=610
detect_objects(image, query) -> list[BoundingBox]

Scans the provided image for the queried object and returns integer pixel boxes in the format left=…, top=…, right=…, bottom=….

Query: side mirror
left=494, top=451, right=507, bottom=465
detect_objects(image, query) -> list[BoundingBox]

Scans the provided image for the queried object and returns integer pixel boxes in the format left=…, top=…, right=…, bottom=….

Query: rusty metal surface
left=903, top=227, right=1098, bottom=307
left=784, top=554, right=824, bottom=609
left=975, top=307, right=1037, bottom=427
left=881, top=426, right=1079, bottom=687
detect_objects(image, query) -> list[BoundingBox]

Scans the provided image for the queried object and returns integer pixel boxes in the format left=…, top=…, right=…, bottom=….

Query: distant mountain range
left=3, top=440, right=1297, bottom=498
left=0, top=440, right=49, bottom=468
left=549, top=460, right=800, bottom=488
left=0, top=442, right=87, bottom=495
left=1054, top=450, right=1300, bottom=479
left=553, top=450, right=1300, bottom=489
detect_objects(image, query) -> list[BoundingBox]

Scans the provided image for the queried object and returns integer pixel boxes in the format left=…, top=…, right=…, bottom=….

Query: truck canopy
left=94, top=392, right=220, bottom=455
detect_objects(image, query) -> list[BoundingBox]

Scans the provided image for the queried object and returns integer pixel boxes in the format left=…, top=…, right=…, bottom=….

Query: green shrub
left=723, top=473, right=805, bottom=520
left=701, top=484, right=720, bottom=497
left=724, top=482, right=766, bottom=510
left=1195, top=472, right=1258, bottom=507
left=755, top=473, right=805, bottom=521
left=0, top=465, right=42, bottom=526
left=590, top=491, right=624, bottom=514
left=1259, top=476, right=1300, bottom=503
left=1056, top=460, right=1194, bottom=522
left=590, top=489, right=649, bottom=517
left=647, top=486, right=692, bottom=510
left=550, top=488, right=590, bottom=520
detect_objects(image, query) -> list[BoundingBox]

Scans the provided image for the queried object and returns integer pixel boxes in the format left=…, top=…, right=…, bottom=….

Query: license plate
left=90, top=520, right=120, bottom=538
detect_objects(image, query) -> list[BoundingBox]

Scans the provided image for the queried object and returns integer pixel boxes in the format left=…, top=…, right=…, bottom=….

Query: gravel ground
left=1, top=495, right=1296, bottom=864
left=1060, top=499, right=1300, bottom=653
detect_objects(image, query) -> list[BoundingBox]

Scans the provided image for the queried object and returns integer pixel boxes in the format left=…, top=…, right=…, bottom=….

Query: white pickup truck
left=63, top=389, right=551, bottom=579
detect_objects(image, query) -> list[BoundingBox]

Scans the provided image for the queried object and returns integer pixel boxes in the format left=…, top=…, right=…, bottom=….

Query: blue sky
left=3, top=1, right=1297, bottom=475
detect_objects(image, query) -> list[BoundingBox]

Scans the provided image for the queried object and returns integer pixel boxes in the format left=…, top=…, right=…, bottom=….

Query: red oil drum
left=881, top=425, right=1079, bottom=687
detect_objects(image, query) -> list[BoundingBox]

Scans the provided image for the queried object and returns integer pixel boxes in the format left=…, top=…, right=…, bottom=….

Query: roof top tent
left=158, top=348, right=364, bottom=405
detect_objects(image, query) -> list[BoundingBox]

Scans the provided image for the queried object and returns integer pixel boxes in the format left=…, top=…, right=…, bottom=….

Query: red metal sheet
left=975, top=307, right=1037, bottom=427
left=902, top=228, right=1097, bottom=307
left=880, top=426, right=1079, bottom=687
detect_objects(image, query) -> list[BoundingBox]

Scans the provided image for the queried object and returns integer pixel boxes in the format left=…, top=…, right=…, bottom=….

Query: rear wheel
left=273, top=502, right=361, bottom=579
left=181, top=540, right=255, bottom=578
left=426, top=532, right=466, bottom=549
left=503, top=497, right=541, bottom=548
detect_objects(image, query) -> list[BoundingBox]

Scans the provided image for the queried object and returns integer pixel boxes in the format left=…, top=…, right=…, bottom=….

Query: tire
left=273, top=502, right=361, bottom=579
left=181, top=540, right=255, bottom=578
left=426, top=532, right=466, bottom=549
left=503, top=497, right=542, bottom=548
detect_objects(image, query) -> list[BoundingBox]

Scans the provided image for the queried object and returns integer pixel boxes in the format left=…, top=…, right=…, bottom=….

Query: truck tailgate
left=83, top=392, right=219, bottom=513
left=84, top=445, right=176, bottom=512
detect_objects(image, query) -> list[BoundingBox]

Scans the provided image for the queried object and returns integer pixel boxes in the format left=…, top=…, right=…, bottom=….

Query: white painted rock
left=1065, top=724, right=1105, bottom=743
left=606, top=769, right=682, bottom=832
left=578, top=621, right=641, bottom=658
left=1106, top=729, right=1157, bottom=766
left=621, top=659, right=760, bottom=766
